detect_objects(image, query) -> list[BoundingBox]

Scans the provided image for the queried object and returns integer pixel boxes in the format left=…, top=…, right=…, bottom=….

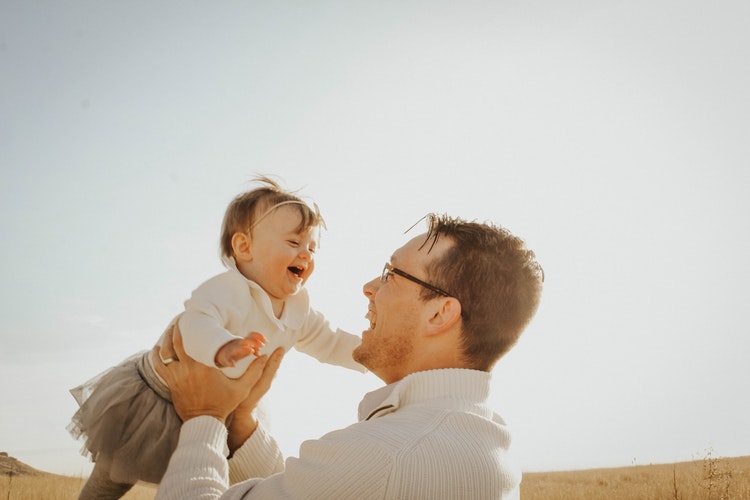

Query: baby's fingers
left=243, top=332, right=267, bottom=355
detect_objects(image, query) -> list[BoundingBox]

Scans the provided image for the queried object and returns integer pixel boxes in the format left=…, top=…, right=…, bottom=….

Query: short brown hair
left=220, top=176, right=323, bottom=259
left=418, top=214, right=544, bottom=371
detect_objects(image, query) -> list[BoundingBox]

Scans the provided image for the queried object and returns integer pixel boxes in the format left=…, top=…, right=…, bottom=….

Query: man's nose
left=363, top=276, right=380, bottom=298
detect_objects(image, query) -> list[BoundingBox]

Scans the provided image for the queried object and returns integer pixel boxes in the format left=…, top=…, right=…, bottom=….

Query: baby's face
left=243, top=205, right=318, bottom=301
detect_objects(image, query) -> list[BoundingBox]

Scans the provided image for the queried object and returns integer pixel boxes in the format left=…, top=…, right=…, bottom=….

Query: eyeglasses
left=381, top=263, right=451, bottom=297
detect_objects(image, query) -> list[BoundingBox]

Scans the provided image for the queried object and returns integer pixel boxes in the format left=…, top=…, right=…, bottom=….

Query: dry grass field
left=2, top=452, right=749, bottom=499
left=522, top=455, right=750, bottom=500
left=0, top=474, right=156, bottom=500
left=0, top=454, right=156, bottom=500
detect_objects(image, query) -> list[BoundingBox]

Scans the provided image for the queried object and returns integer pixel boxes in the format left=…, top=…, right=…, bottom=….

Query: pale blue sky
left=1, top=0, right=749, bottom=476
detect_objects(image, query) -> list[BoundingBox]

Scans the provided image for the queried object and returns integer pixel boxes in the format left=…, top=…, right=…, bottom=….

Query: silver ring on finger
left=159, top=353, right=177, bottom=365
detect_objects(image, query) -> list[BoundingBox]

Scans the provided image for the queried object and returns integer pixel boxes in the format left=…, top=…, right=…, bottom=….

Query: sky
left=1, top=0, right=749, bottom=478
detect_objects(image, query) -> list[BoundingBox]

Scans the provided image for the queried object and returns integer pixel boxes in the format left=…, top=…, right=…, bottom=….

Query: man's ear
left=425, top=297, right=462, bottom=336
left=231, top=232, right=252, bottom=261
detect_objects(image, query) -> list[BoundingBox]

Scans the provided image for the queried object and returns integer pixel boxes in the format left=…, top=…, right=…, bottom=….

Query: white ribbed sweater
left=157, top=369, right=521, bottom=499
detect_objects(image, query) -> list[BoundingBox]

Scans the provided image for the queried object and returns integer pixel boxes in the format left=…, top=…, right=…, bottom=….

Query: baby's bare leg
left=78, top=462, right=133, bottom=500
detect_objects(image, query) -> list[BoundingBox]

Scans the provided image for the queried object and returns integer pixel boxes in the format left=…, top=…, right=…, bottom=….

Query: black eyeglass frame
left=381, top=263, right=452, bottom=297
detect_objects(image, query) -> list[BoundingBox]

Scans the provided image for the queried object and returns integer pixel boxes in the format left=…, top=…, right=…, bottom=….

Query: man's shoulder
left=335, top=408, right=519, bottom=497
left=357, top=400, right=510, bottom=451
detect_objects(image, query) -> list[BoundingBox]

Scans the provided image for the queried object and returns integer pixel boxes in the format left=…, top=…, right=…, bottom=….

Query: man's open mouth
left=366, top=310, right=376, bottom=329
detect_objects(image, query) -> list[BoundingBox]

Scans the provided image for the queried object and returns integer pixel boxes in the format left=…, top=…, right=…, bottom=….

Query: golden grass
left=2, top=454, right=748, bottom=499
left=522, top=455, right=750, bottom=500
left=0, top=474, right=156, bottom=500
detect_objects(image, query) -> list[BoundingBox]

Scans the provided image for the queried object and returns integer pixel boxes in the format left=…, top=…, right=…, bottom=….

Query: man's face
left=353, top=233, right=450, bottom=383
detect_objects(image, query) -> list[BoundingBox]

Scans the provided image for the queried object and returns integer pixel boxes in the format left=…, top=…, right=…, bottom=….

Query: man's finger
left=171, top=324, right=188, bottom=361
left=247, top=348, right=284, bottom=398
left=233, top=347, right=285, bottom=417
left=157, top=320, right=177, bottom=361
left=153, top=345, right=168, bottom=379
left=238, top=354, right=269, bottom=388
left=265, top=347, right=285, bottom=379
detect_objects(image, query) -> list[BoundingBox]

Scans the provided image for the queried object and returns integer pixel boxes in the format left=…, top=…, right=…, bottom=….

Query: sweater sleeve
left=227, top=423, right=284, bottom=484
left=293, top=308, right=367, bottom=373
left=157, top=419, right=394, bottom=499
left=155, top=416, right=231, bottom=500
left=179, top=273, right=253, bottom=378
left=222, top=427, right=394, bottom=499
left=156, top=418, right=286, bottom=500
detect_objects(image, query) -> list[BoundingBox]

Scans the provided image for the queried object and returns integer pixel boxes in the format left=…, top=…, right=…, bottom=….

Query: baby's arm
left=215, top=333, right=267, bottom=368
left=179, top=272, right=253, bottom=369
left=295, top=309, right=367, bottom=372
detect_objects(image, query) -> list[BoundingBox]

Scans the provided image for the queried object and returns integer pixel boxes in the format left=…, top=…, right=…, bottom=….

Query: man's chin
left=352, top=346, right=367, bottom=366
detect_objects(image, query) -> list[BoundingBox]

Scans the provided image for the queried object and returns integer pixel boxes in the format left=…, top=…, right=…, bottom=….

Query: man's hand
left=227, top=341, right=284, bottom=453
left=154, top=323, right=283, bottom=423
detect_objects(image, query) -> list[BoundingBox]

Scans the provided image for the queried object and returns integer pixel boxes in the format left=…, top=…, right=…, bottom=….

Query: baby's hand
left=215, top=333, right=267, bottom=368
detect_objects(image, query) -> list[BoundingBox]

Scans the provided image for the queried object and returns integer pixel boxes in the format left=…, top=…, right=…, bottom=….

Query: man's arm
left=228, top=420, right=284, bottom=484
left=155, top=323, right=395, bottom=499
left=220, top=425, right=394, bottom=499
left=294, top=309, right=367, bottom=372
left=225, top=367, right=285, bottom=482
left=156, top=416, right=232, bottom=500
left=154, top=325, right=284, bottom=499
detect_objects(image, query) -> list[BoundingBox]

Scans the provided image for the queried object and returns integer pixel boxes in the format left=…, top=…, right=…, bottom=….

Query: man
left=155, top=214, right=544, bottom=499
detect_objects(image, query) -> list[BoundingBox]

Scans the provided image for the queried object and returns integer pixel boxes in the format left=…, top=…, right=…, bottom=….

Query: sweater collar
left=358, top=368, right=492, bottom=421
left=221, top=255, right=309, bottom=329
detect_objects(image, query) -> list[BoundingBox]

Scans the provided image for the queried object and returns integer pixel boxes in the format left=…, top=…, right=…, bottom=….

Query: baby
left=68, top=177, right=365, bottom=499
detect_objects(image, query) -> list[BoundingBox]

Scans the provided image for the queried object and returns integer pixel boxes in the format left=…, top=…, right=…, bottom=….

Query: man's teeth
left=365, top=311, right=376, bottom=328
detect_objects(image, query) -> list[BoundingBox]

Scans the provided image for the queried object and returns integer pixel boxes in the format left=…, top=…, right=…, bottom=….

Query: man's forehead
left=391, top=232, right=444, bottom=264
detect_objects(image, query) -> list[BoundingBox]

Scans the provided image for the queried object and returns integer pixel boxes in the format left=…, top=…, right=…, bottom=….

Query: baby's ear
left=231, top=232, right=252, bottom=261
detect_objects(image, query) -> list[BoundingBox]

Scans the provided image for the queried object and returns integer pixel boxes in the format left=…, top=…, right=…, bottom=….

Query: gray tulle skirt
left=68, top=350, right=182, bottom=484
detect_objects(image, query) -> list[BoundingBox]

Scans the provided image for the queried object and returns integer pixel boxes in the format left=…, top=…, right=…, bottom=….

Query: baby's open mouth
left=288, top=266, right=304, bottom=277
